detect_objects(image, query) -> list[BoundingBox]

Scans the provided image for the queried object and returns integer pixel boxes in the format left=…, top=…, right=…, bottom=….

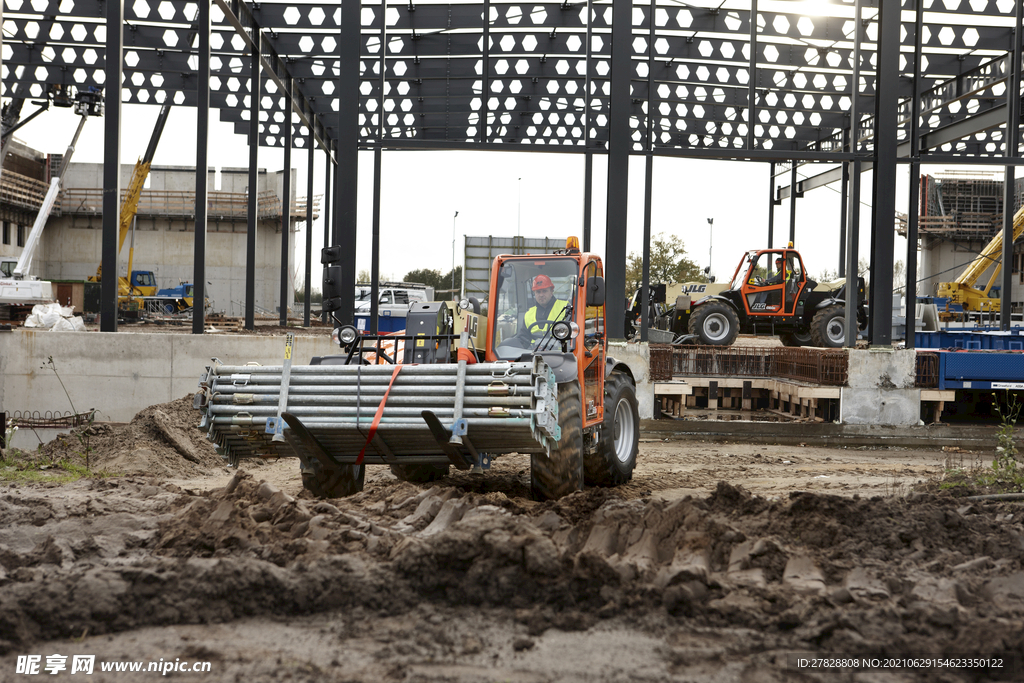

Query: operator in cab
left=767, top=256, right=788, bottom=285
left=515, top=274, right=568, bottom=346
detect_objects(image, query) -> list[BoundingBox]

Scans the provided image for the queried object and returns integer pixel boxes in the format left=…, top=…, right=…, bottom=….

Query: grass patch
left=0, top=449, right=115, bottom=484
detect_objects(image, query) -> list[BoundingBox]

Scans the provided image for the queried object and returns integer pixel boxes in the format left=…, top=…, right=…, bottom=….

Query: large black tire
left=779, top=330, right=812, bottom=347
left=389, top=463, right=450, bottom=483
left=810, top=304, right=846, bottom=348
left=688, top=301, right=740, bottom=346
left=584, top=370, right=639, bottom=486
left=301, top=462, right=365, bottom=498
left=531, top=381, right=584, bottom=501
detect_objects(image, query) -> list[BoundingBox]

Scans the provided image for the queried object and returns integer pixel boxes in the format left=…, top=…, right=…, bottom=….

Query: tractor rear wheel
left=531, top=380, right=584, bottom=500
left=779, top=330, right=812, bottom=347
left=688, top=301, right=740, bottom=346
left=584, top=370, right=639, bottom=485
left=301, top=462, right=365, bottom=498
left=389, top=463, right=450, bottom=483
left=810, top=304, right=847, bottom=348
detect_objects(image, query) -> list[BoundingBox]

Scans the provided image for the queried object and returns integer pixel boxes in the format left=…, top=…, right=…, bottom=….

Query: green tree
left=404, top=268, right=444, bottom=290
left=625, top=233, right=705, bottom=290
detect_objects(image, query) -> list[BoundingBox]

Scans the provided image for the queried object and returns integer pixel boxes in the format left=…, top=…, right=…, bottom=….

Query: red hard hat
left=532, top=274, right=554, bottom=291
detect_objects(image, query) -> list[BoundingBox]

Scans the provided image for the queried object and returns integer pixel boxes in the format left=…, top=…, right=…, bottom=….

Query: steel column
left=336, top=0, right=361, bottom=325
left=746, top=0, right=757, bottom=151
left=192, top=0, right=210, bottom=335
left=905, top=0, right=925, bottom=346
left=304, top=123, right=314, bottom=327
left=868, top=0, right=901, bottom=346
left=1001, top=1, right=1023, bottom=330
left=582, top=0, right=593, bottom=254
left=99, top=0, right=123, bottom=332
left=605, top=0, right=632, bottom=339
left=844, top=159, right=862, bottom=347
left=245, top=34, right=260, bottom=331
left=370, top=147, right=382, bottom=334
left=280, top=77, right=292, bottom=327
left=583, top=149, right=593, bottom=252
left=482, top=0, right=491, bottom=142
left=321, top=142, right=332, bottom=323
left=839, top=129, right=849, bottom=278
left=788, top=162, right=797, bottom=244
left=767, top=162, right=775, bottom=247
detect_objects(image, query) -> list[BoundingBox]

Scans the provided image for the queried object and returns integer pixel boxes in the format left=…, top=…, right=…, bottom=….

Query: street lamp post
left=707, top=217, right=714, bottom=277
left=452, top=211, right=459, bottom=296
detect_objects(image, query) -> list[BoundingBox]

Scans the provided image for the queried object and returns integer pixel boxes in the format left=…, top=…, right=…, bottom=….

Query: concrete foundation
left=840, top=347, right=922, bottom=426
left=0, top=329, right=337, bottom=424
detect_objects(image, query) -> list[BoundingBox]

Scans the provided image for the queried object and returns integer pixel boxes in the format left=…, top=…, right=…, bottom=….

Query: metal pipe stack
left=195, top=357, right=560, bottom=467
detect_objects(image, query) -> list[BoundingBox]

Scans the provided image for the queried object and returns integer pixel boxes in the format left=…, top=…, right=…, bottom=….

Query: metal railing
left=4, top=409, right=96, bottom=429
left=57, top=188, right=320, bottom=220
left=666, top=345, right=850, bottom=386
left=916, top=352, right=940, bottom=388
left=0, top=171, right=50, bottom=211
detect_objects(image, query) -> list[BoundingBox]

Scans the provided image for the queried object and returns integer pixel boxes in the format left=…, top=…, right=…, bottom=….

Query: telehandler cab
left=196, top=237, right=640, bottom=501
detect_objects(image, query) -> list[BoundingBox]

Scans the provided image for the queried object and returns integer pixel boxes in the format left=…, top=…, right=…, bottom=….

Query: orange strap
left=356, top=364, right=403, bottom=465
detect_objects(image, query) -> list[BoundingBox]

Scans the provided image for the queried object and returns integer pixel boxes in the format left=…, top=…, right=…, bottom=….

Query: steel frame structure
left=1, top=0, right=1022, bottom=342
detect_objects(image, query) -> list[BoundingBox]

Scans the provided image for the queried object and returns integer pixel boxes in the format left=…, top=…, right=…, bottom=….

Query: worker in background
left=517, top=274, right=568, bottom=344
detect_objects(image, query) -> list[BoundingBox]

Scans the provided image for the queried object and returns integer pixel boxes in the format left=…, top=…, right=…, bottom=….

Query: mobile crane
left=936, top=204, right=1024, bottom=315
left=0, top=88, right=103, bottom=312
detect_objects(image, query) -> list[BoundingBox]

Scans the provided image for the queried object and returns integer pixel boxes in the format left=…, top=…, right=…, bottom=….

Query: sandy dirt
left=2, top=400, right=1023, bottom=682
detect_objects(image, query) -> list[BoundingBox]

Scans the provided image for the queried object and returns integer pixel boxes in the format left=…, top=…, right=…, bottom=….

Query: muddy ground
left=2, top=401, right=1024, bottom=682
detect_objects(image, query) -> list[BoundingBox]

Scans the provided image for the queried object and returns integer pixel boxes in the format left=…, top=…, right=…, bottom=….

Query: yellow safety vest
left=525, top=299, right=568, bottom=335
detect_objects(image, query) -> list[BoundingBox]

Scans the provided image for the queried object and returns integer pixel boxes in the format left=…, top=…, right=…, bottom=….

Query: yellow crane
left=936, top=204, right=1024, bottom=315
left=88, top=103, right=171, bottom=299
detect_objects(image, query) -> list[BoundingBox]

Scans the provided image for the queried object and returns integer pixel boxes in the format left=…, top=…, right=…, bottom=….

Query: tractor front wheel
left=389, top=463, right=450, bottom=483
left=301, top=461, right=365, bottom=498
left=688, top=301, right=740, bottom=346
left=810, top=304, right=847, bottom=348
left=584, top=370, right=639, bottom=486
left=530, top=380, right=584, bottom=500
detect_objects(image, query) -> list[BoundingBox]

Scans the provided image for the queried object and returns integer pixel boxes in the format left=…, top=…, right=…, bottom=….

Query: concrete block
left=607, top=340, right=654, bottom=419
left=840, top=387, right=921, bottom=426
left=847, top=347, right=916, bottom=389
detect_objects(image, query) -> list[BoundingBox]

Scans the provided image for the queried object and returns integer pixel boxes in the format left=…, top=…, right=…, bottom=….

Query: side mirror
left=586, top=276, right=605, bottom=307
left=322, top=265, right=344, bottom=312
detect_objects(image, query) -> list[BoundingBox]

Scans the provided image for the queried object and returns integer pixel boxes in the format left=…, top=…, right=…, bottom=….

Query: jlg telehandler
left=195, top=237, right=640, bottom=500
left=663, top=246, right=867, bottom=348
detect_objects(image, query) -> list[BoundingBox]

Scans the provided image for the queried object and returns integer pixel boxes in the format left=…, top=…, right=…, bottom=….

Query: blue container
left=916, top=329, right=1024, bottom=351
left=354, top=311, right=407, bottom=333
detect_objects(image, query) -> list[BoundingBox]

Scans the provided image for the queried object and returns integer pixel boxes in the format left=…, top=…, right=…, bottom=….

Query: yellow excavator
left=936, top=204, right=1024, bottom=315
left=88, top=103, right=171, bottom=303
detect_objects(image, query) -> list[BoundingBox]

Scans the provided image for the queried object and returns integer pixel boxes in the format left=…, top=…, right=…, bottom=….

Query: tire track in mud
left=1, top=471, right=1023, bottom=680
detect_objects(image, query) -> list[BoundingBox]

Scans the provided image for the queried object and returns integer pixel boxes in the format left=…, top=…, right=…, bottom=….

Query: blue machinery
left=917, top=328, right=1024, bottom=390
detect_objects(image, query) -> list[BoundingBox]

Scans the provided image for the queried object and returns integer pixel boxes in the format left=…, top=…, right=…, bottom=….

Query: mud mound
left=2, top=472, right=1023, bottom=679
left=39, top=396, right=221, bottom=476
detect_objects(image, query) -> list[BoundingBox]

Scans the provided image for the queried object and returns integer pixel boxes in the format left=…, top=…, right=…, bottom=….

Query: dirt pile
left=38, top=396, right=222, bottom=476
left=1, top=472, right=1022, bottom=679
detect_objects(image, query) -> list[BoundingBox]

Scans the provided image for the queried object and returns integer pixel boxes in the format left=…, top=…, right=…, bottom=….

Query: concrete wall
left=34, top=164, right=299, bottom=315
left=41, top=218, right=289, bottom=316
left=0, top=330, right=338, bottom=424
left=840, top=347, right=921, bottom=426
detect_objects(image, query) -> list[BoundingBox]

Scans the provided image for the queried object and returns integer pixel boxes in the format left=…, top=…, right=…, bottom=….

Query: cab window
left=492, top=257, right=577, bottom=359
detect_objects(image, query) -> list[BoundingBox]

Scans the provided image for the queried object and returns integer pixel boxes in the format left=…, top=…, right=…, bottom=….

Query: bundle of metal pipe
left=195, top=358, right=560, bottom=467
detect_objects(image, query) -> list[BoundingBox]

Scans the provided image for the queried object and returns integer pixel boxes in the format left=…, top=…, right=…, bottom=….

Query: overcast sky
left=17, top=102, right=918, bottom=287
